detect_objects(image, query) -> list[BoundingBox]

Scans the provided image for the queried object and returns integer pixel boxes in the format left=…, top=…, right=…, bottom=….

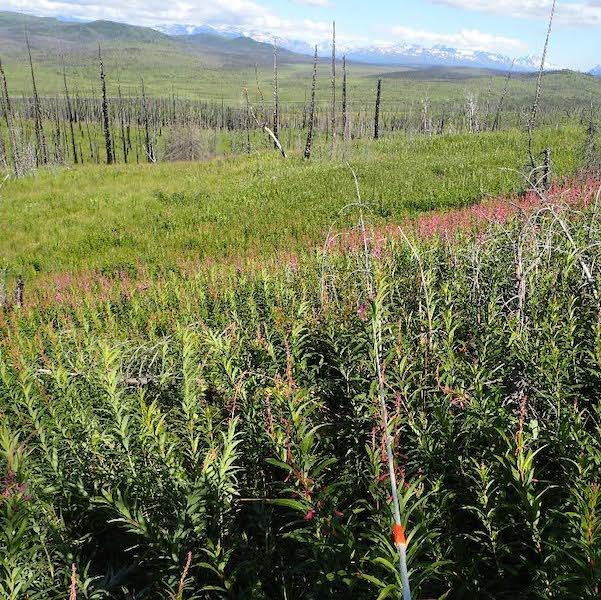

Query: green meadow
left=0, top=126, right=584, bottom=280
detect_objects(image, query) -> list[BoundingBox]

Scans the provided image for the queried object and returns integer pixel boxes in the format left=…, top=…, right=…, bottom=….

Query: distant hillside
left=0, top=11, right=310, bottom=68
left=155, top=22, right=565, bottom=73
left=179, top=33, right=310, bottom=67
left=0, top=11, right=166, bottom=52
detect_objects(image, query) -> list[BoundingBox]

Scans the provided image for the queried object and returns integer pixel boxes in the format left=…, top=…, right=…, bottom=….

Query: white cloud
left=430, top=0, right=601, bottom=26
left=1, top=0, right=339, bottom=44
left=390, top=25, right=525, bottom=53
left=293, top=0, right=333, bottom=7
left=1, top=0, right=263, bottom=26
left=2, top=0, right=525, bottom=57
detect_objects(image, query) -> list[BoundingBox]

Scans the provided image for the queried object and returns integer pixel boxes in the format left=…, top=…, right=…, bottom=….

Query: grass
left=0, top=126, right=585, bottom=282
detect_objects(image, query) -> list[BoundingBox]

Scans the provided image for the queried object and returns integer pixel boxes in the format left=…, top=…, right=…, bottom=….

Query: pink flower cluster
left=328, top=178, right=601, bottom=251
left=23, top=177, right=601, bottom=311
left=1, top=470, right=31, bottom=501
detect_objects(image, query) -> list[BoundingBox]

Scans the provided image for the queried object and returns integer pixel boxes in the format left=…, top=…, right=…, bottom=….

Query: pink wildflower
left=357, top=303, right=368, bottom=321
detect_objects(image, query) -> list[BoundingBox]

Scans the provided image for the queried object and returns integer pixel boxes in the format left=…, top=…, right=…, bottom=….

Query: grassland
left=0, top=126, right=585, bottom=283
left=3, top=49, right=601, bottom=111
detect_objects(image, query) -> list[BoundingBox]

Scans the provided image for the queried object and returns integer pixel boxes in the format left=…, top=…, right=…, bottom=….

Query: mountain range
left=0, top=11, right=309, bottom=69
left=154, top=23, right=564, bottom=73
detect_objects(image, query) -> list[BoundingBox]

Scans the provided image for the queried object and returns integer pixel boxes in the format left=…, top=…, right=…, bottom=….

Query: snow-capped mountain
left=345, top=44, right=504, bottom=70
left=155, top=23, right=238, bottom=38
left=152, top=23, right=562, bottom=72
left=343, top=45, right=563, bottom=71
left=589, top=65, right=601, bottom=77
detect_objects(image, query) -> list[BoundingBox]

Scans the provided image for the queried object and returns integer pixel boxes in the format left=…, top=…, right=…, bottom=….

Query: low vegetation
left=0, top=126, right=584, bottom=284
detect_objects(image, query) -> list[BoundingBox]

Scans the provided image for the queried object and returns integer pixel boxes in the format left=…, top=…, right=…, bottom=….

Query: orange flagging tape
left=393, top=523, right=407, bottom=546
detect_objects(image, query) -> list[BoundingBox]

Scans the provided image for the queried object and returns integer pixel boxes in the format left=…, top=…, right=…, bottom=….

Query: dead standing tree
left=374, top=79, right=382, bottom=140
left=244, top=88, right=286, bottom=158
left=99, top=46, right=114, bottom=165
left=273, top=40, right=280, bottom=151
left=528, top=0, right=556, bottom=171
left=304, top=46, right=318, bottom=160
left=331, top=21, right=337, bottom=153
left=118, top=85, right=128, bottom=164
left=0, top=58, right=22, bottom=177
left=141, top=79, right=155, bottom=163
left=27, top=36, right=48, bottom=165
left=492, top=60, right=515, bottom=132
left=342, top=54, right=349, bottom=141
left=62, top=62, right=78, bottom=164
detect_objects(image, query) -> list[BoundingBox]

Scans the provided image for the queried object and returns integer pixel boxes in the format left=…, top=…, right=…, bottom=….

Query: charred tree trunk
left=27, top=37, right=48, bottom=165
left=141, top=79, right=155, bottom=163
left=304, top=46, right=318, bottom=161
left=542, top=148, right=551, bottom=190
left=342, top=54, right=349, bottom=141
left=15, top=275, right=23, bottom=308
left=118, top=85, right=128, bottom=164
left=528, top=0, right=556, bottom=170
left=331, top=21, right=337, bottom=153
left=0, top=58, right=21, bottom=176
left=99, top=48, right=114, bottom=165
left=492, top=61, right=514, bottom=132
left=63, top=66, right=78, bottom=164
left=374, top=79, right=382, bottom=140
left=272, top=41, right=279, bottom=150
left=245, top=92, right=251, bottom=154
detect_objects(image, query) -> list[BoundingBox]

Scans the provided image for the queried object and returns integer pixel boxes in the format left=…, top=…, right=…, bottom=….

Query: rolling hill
left=0, top=10, right=309, bottom=67
left=0, top=10, right=322, bottom=100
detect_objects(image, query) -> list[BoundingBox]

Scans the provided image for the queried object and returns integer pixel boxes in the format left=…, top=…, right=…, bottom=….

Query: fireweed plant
left=0, top=179, right=600, bottom=598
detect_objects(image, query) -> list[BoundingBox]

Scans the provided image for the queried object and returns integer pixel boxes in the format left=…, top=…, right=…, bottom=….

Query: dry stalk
left=174, top=551, right=193, bottom=600
left=528, top=0, right=557, bottom=170
left=349, top=166, right=412, bottom=600
left=244, top=88, right=286, bottom=158
left=69, top=564, right=77, bottom=600
left=397, top=227, right=434, bottom=351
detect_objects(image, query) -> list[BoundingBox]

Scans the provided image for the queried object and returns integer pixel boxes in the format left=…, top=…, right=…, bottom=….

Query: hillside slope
left=0, top=10, right=307, bottom=66
left=0, top=11, right=326, bottom=101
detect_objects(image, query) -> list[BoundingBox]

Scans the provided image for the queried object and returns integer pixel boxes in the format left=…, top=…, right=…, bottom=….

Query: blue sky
left=3, top=0, right=599, bottom=70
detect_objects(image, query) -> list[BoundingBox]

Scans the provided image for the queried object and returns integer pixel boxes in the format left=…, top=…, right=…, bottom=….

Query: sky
left=2, top=0, right=599, bottom=70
